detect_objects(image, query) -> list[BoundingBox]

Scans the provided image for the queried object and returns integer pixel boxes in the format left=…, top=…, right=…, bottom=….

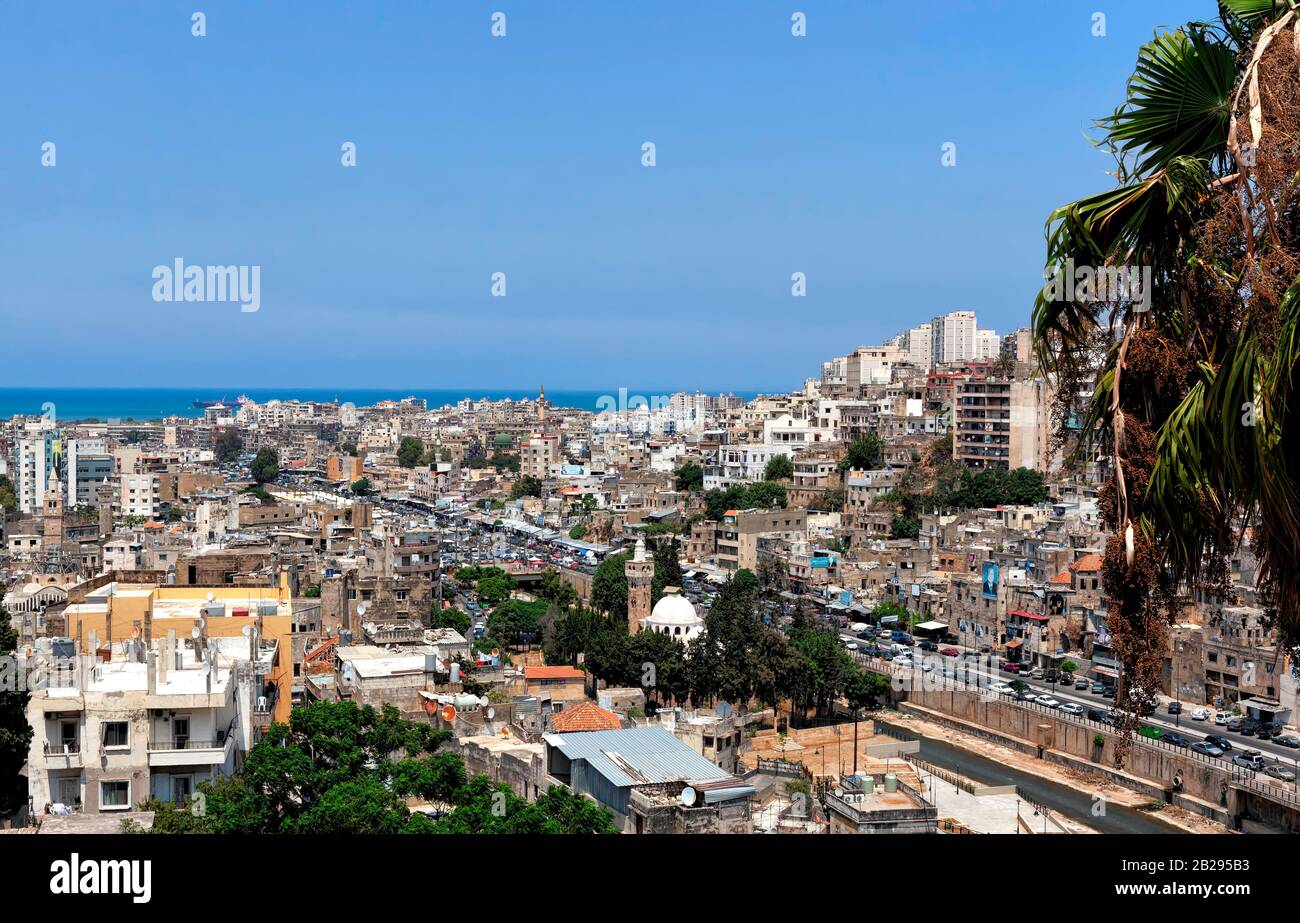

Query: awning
left=1008, top=609, right=1048, bottom=622
left=915, top=620, right=949, bottom=632
left=1005, top=639, right=1023, bottom=649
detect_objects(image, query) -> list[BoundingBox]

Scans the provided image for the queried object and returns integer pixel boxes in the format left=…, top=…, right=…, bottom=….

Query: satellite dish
left=486, top=707, right=496, bottom=720
left=680, top=786, right=697, bottom=807
left=241, top=625, right=252, bottom=637
left=441, top=704, right=457, bottom=722
left=191, top=627, right=201, bottom=639
left=206, top=592, right=215, bottom=602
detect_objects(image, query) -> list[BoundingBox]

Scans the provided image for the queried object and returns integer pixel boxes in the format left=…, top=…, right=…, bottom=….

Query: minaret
left=43, top=478, right=65, bottom=546
left=625, top=536, right=653, bottom=634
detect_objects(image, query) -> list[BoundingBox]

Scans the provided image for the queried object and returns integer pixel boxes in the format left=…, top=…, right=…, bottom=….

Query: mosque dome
left=644, top=591, right=704, bottom=641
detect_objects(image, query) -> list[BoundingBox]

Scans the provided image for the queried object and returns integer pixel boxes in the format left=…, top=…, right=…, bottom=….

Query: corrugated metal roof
left=543, top=726, right=733, bottom=789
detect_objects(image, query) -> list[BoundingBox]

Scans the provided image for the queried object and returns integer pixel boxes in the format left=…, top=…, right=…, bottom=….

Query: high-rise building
left=905, top=323, right=933, bottom=370
left=975, top=328, right=1000, bottom=360
left=951, top=374, right=1054, bottom=470
left=931, top=310, right=978, bottom=364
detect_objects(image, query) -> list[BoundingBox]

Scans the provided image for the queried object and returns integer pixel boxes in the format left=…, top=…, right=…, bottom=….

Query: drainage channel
left=910, top=736, right=1183, bottom=834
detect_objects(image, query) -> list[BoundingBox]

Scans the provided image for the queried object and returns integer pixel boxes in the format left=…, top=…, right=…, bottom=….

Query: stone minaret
left=43, top=479, right=65, bottom=546
left=625, top=536, right=653, bottom=634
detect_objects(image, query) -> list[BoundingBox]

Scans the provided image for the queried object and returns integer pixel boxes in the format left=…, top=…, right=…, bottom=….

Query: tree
left=0, top=475, right=16, bottom=515
left=744, top=481, right=787, bottom=510
left=650, top=535, right=683, bottom=605
left=350, top=477, right=373, bottom=496
left=1033, top=2, right=1300, bottom=705
left=838, top=433, right=883, bottom=472
left=844, top=667, right=890, bottom=712
left=431, top=606, right=471, bottom=636
left=511, top=476, right=542, bottom=500
left=569, top=523, right=587, bottom=540
left=215, top=428, right=243, bottom=464
left=476, top=571, right=514, bottom=607
left=889, top=515, right=921, bottom=540
left=674, top=462, right=704, bottom=493
left=0, top=590, right=32, bottom=814
left=250, top=447, right=279, bottom=483
left=397, top=436, right=423, bottom=468
left=764, top=454, right=793, bottom=481
left=590, top=552, right=630, bottom=621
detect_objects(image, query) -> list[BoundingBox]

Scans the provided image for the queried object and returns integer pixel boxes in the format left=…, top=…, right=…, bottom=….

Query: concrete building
left=521, top=434, right=561, bottom=479
left=952, top=375, right=1053, bottom=470
left=25, top=632, right=274, bottom=815
left=625, top=536, right=653, bottom=632
left=931, top=310, right=978, bottom=364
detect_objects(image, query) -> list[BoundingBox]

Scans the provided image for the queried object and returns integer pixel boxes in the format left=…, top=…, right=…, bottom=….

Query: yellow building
left=60, top=571, right=296, bottom=726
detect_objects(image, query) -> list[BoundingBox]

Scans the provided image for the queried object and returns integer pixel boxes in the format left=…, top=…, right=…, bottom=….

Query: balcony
left=147, top=735, right=235, bottom=768
left=42, top=741, right=83, bottom=768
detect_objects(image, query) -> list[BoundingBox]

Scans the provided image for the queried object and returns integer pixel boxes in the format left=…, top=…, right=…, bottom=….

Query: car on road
left=1167, top=701, right=1182, bottom=715
left=1273, top=734, right=1300, bottom=749
left=1090, top=681, right=1105, bottom=694
left=1257, top=724, right=1280, bottom=739
left=1101, top=685, right=1116, bottom=698
left=940, top=647, right=960, bottom=657
left=1190, top=741, right=1224, bottom=757
left=1214, top=712, right=1231, bottom=726
left=1086, top=708, right=1108, bottom=722
left=1264, top=764, right=1297, bottom=783
left=990, top=682, right=1014, bottom=695
left=1074, top=677, right=1090, bottom=690
left=1028, top=667, right=1045, bottom=680
left=1035, top=695, right=1061, bottom=708
left=1232, top=750, right=1265, bottom=771
left=1000, top=661, right=1021, bottom=673
left=1014, top=689, right=1038, bottom=703
left=918, top=639, right=938, bottom=652
left=1204, top=735, right=1232, bottom=751
left=1190, top=707, right=1211, bottom=721
left=1163, top=732, right=1192, bottom=748
left=1058, top=703, right=1085, bottom=716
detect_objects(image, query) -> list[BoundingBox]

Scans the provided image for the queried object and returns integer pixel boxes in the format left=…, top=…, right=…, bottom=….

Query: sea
left=0, top=387, right=762, bottom=422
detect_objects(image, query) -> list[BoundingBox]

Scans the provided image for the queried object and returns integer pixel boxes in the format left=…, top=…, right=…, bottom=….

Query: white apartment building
left=120, top=473, right=161, bottom=519
left=905, top=323, right=933, bottom=370
left=976, top=328, right=1001, bottom=360
left=26, top=633, right=271, bottom=814
left=931, top=310, right=978, bottom=364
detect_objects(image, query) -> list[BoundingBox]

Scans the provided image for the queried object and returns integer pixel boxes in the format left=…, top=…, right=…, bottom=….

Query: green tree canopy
left=250, top=447, right=280, bottom=483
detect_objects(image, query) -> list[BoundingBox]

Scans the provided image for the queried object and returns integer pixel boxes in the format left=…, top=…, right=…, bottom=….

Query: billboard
left=981, top=562, right=999, bottom=600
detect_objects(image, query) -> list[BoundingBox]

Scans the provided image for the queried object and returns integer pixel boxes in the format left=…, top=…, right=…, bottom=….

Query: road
left=841, top=634, right=1300, bottom=788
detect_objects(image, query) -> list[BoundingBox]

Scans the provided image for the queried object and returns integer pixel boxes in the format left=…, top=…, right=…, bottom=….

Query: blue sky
left=0, top=0, right=1209, bottom=391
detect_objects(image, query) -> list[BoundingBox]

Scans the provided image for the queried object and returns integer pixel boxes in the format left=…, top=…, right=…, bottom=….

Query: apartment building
left=930, top=310, right=978, bottom=364
left=25, top=631, right=275, bottom=814
left=120, top=473, right=161, bottom=519
left=951, top=375, right=1053, bottom=470
left=521, top=434, right=561, bottom=479
left=715, top=507, right=808, bottom=572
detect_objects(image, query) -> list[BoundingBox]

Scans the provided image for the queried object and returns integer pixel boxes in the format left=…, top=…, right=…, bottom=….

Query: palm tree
left=1034, top=0, right=1300, bottom=743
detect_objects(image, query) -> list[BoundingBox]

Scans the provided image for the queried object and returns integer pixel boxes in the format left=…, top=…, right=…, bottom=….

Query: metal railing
left=148, top=737, right=223, bottom=751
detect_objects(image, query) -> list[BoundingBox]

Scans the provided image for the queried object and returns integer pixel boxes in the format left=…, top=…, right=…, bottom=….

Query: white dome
left=648, top=593, right=701, bottom=626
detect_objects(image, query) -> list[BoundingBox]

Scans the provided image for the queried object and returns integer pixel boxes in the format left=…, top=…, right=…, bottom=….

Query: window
left=102, top=721, right=129, bottom=748
left=100, top=780, right=131, bottom=810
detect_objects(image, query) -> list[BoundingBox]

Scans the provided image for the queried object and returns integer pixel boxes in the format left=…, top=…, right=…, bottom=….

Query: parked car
left=1091, top=681, right=1106, bottom=694
left=1000, top=661, right=1021, bottom=673
left=1058, top=703, right=1085, bottom=716
left=1257, top=724, right=1279, bottom=740
left=939, top=647, right=960, bottom=657
left=1074, top=677, right=1090, bottom=691
left=1190, top=707, right=1211, bottom=721
left=918, top=639, right=938, bottom=652
left=990, top=682, right=1015, bottom=695
left=1015, top=689, right=1038, bottom=702
left=1232, top=750, right=1265, bottom=771
left=1101, top=685, right=1116, bottom=699
left=1029, top=668, right=1045, bottom=680
left=1167, top=701, right=1183, bottom=715
left=1163, top=732, right=1192, bottom=748
left=1204, top=735, right=1232, bottom=751
left=1264, top=764, right=1297, bottom=783
left=1237, top=719, right=1259, bottom=735
left=1087, top=708, right=1108, bottom=722
left=1273, top=734, right=1300, bottom=749
left=1035, top=695, right=1061, bottom=708
left=1214, top=712, right=1231, bottom=726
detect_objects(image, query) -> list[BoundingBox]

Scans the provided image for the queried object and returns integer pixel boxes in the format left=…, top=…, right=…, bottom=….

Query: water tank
left=424, top=653, right=438, bottom=674
left=883, top=772, right=898, bottom=793
left=339, top=629, right=353, bottom=645
left=51, top=637, right=75, bottom=659
left=861, top=774, right=874, bottom=794
left=449, top=662, right=461, bottom=684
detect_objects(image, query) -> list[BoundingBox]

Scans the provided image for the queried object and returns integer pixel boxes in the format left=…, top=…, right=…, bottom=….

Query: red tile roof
left=552, top=701, right=622, bottom=732
left=525, top=665, right=585, bottom=681
left=1072, top=553, right=1104, bottom=573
